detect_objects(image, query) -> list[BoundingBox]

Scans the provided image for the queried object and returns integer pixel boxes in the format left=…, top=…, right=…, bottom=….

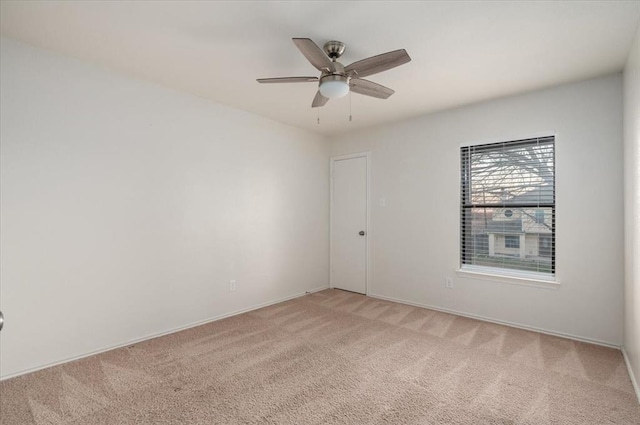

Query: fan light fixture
left=319, top=75, right=349, bottom=99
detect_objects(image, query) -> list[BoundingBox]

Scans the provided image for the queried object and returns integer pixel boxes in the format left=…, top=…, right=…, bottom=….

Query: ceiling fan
left=257, top=38, right=411, bottom=108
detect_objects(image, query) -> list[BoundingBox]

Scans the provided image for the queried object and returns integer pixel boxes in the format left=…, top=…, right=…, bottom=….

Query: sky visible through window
left=469, top=142, right=554, bottom=205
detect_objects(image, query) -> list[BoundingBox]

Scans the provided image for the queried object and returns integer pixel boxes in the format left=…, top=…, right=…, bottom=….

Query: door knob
left=0, top=311, right=4, bottom=332
left=359, top=231, right=365, bottom=236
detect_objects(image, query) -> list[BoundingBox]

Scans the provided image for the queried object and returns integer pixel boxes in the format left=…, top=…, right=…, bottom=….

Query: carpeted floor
left=1, top=289, right=639, bottom=424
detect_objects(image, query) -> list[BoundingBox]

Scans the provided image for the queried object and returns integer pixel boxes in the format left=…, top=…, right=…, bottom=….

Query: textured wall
left=330, top=74, right=624, bottom=346
left=623, top=24, right=640, bottom=400
left=0, top=38, right=330, bottom=378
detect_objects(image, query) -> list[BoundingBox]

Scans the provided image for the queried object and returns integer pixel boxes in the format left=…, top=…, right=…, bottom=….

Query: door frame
left=329, top=152, right=371, bottom=295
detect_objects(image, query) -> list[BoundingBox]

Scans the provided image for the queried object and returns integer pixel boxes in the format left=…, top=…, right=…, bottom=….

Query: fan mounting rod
left=323, top=41, right=346, bottom=60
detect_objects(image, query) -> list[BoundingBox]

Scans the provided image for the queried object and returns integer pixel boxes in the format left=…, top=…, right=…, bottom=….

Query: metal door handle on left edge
left=0, top=311, right=4, bottom=332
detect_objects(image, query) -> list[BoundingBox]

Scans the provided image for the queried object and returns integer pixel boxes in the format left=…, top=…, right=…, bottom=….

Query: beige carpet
left=1, top=289, right=639, bottom=424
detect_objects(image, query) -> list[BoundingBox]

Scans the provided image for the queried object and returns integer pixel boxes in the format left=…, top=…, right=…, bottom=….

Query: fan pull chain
left=317, top=108, right=320, bottom=125
left=349, top=92, right=353, bottom=122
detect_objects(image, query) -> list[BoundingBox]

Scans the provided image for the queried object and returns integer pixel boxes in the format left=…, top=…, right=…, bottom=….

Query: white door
left=331, top=154, right=368, bottom=294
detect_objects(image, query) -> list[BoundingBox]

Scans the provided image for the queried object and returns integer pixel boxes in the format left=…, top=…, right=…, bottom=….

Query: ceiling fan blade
left=349, top=78, right=395, bottom=99
left=312, top=91, right=329, bottom=108
left=257, top=77, right=319, bottom=84
left=344, top=49, right=411, bottom=78
left=292, top=38, right=334, bottom=72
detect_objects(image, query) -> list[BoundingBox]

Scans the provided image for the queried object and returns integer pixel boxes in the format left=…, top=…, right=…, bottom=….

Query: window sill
left=455, top=266, right=560, bottom=289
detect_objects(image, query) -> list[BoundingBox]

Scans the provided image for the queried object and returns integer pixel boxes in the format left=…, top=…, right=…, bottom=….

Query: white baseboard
left=368, top=292, right=620, bottom=349
left=304, top=286, right=329, bottom=295
left=0, top=285, right=329, bottom=381
left=622, top=346, right=640, bottom=404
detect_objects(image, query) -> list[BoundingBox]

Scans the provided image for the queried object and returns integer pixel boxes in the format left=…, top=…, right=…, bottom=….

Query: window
left=504, top=235, right=520, bottom=248
left=460, top=136, right=555, bottom=278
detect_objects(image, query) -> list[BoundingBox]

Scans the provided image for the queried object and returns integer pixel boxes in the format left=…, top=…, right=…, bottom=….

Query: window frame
left=504, top=235, right=521, bottom=249
left=458, top=134, right=558, bottom=285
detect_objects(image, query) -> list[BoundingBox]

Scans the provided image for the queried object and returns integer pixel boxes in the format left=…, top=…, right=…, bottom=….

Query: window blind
left=460, top=136, right=555, bottom=277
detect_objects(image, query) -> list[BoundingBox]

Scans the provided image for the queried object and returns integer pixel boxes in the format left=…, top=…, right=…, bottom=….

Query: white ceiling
left=1, top=1, right=639, bottom=136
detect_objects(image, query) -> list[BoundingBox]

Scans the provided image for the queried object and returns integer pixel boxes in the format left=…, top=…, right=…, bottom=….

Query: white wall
left=330, top=74, right=624, bottom=345
left=0, top=38, right=329, bottom=379
left=623, top=25, right=640, bottom=398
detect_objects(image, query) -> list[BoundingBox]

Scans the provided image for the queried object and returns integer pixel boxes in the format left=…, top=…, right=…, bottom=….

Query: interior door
left=331, top=155, right=368, bottom=294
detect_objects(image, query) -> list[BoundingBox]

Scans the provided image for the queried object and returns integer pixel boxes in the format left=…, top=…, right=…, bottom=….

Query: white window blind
left=460, top=136, right=555, bottom=278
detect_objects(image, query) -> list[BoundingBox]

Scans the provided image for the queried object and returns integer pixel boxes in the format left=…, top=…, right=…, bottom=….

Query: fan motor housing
left=320, top=74, right=349, bottom=85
